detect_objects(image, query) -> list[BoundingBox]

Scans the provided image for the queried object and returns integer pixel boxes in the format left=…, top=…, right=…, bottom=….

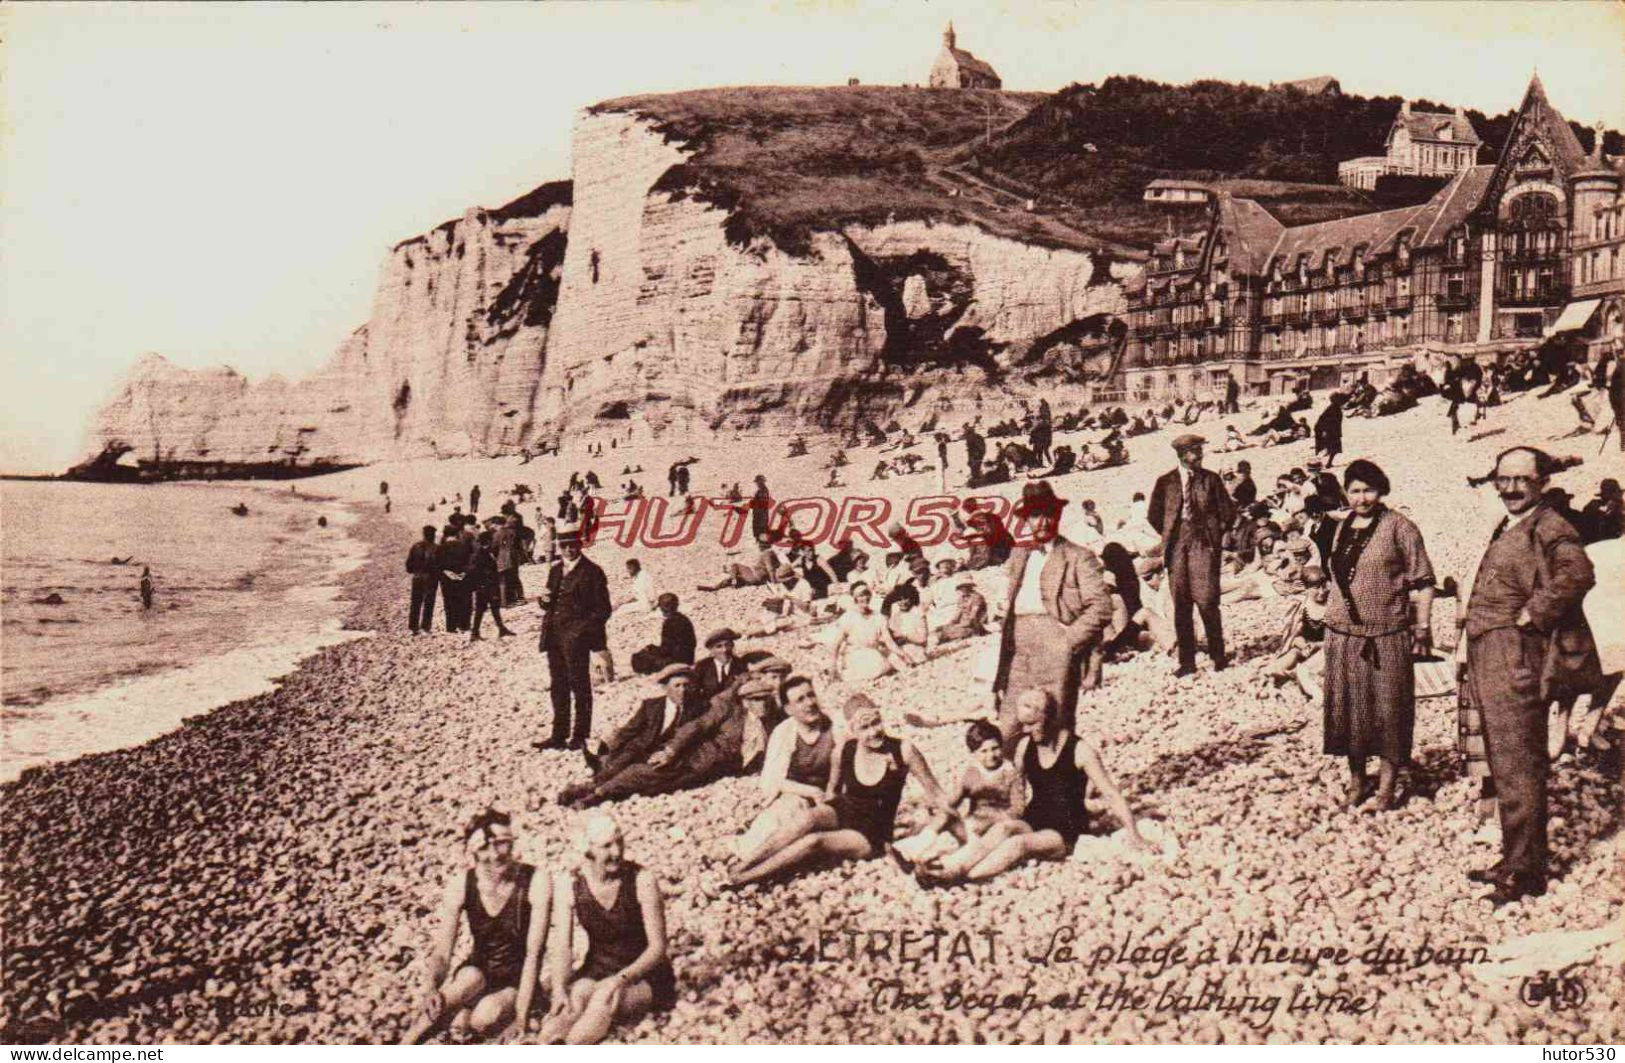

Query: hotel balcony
left=1436, top=293, right=1472, bottom=311
left=1498, top=288, right=1567, bottom=308
left=1501, top=247, right=1566, bottom=265
left=1386, top=295, right=1413, bottom=311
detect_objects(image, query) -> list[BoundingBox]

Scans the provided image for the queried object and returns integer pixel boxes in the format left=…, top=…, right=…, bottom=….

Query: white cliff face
left=351, top=201, right=569, bottom=458
left=84, top=108, right=1141, bottom=472
left=841, top=220, right=1134, bottom=349
left=88, top=195, right=570, bottom=467
left=540, top=115, right=889, bottom=431
left=539, top=111, right=1135, bottom=434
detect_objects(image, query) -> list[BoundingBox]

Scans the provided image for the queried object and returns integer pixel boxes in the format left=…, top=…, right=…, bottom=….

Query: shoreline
left=1, top=486, right=375, bottom=783
left=2, top=391, right=1621, bottom=1044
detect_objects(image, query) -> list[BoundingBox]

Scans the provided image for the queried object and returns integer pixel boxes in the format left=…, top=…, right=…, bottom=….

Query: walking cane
left=1599, top=416, right=1616, bottom=455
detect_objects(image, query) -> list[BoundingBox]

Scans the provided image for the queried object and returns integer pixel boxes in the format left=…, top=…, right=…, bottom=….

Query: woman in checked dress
left=1321, top=459, right=1436, bottom=811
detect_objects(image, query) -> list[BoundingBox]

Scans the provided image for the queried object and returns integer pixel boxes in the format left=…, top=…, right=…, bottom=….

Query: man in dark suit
left=992, top=482, right=1116, bottom=739
left=1147, top=434, right=1236, bottom=676
left=1229, top=460, right=1257, bottom=508
left=535, top=524, right=612, bottom=750
left=405, top=525, right=440, bottom=634
left=560, top=663, right=706, bottom=804
left=561, top=658, right=790, bottom=809
left=963, top=423, right=987, bottom=484
left=692, top=627, right=748, bottom=705
left=656, top=592, right=696, bottom=665
left=1463, top=446, right=1597, bottom=905
left=434, top=525, right=471, bottom=633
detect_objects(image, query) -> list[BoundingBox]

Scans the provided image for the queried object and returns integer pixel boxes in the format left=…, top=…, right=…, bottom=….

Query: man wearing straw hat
left=564, top=663, right=706, bottom=803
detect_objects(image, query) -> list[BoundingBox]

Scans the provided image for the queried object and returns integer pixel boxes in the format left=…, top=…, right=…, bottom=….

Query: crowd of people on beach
left=396, top=341, right=1625, bottom=1043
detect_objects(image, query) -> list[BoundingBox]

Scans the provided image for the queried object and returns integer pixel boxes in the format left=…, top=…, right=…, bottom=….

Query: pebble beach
left=2, top=386, right=1621, bottom=1044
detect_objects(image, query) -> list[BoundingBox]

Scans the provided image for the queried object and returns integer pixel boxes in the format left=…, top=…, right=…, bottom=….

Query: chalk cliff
left=84, top=90, right=1140, bottom=473
left=539, top=110, right=1133, bottom=433
left=86, top=184, right=572, bottom=467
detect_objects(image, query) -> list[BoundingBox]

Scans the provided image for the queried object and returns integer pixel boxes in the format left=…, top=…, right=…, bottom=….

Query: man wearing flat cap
left=536, top=522, right=612, bottom=751
left=693, top=627, right=748, bottom=704
left=560, top=658, right=791, bottom=809
left=993, top=481, right=1115, bottom=742
left=1148, top=434, right=1235, bottom=676
left=561, top=662, right=707, bottom=805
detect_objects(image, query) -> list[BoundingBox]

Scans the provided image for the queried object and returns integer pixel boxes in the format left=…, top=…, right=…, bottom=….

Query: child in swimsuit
left=892, top=720, right=1022, bottom=863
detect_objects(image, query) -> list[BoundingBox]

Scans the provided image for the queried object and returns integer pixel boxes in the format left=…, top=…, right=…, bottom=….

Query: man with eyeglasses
left=1461, top=446, right=1598, bottom=906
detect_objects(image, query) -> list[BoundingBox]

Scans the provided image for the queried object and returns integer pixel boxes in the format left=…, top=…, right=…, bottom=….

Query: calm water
left=1, top=480, right=369, bottom=780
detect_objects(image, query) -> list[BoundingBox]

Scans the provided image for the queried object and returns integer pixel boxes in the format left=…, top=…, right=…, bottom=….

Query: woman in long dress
left=1322, top=459, right=1435, bottom=811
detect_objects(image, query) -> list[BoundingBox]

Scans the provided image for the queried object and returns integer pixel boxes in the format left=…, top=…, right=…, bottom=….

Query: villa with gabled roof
left=1121, top=75, right=1623, bottom=403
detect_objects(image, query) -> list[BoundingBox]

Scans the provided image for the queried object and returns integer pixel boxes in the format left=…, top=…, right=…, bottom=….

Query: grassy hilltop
left=592, top=79, right=1623, bottom=258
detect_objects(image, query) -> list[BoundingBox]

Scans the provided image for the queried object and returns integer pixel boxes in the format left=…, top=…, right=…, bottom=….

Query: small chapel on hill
left=928, top=22, right=1002, bottom=90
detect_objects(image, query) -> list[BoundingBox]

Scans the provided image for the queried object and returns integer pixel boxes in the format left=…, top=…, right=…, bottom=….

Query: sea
left=1, top=480, right=370, bottom=782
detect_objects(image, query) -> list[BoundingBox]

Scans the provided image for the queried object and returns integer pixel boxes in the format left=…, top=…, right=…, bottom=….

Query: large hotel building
left=1118, top=76, right=1624, bottom=402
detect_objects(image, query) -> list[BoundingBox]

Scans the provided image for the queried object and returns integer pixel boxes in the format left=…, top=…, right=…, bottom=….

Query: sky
left=3, top=0, right=1623, bottom=473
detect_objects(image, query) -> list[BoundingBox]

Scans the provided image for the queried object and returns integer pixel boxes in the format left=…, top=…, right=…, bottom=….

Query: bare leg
left=731, top=829, right=873, bottom=885
left=567, top=978, right=656, bottom=1045
left=964, top=829, right=1068, bottom=880
left=401, top=966, right=487, bottom=1044
left=468, top=987, right=518, bottom=1038
left=1293, top=657, right=1323, bottom=703
left=932, top=819, right=1029, bottom=877
left=733, top=802, right=838, bottom=875
left=539, top=979, right=597, bottom=1044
